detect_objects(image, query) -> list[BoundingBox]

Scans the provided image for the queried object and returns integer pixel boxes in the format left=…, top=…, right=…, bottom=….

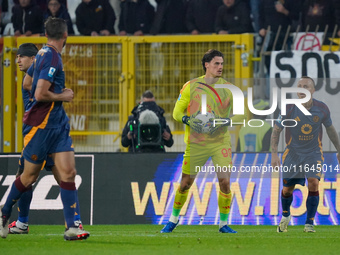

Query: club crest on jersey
left=48, top=67, right=56, bottom=77
left=313, top=116, right=320, bottom=122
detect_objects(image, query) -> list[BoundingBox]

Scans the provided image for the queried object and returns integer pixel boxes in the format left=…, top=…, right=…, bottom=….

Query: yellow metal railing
left=2, top=34, right=254, bottom=152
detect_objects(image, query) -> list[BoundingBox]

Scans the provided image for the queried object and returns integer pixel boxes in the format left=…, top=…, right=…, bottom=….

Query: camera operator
left=121, top=90, right=174, bottom=152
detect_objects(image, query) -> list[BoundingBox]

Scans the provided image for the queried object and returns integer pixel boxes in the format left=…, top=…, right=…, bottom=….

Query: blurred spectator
left=14, top=0, right=67, bottom=12
left=76, top=0, right=116, bottom=36
left=236, top=99, right=272, bottom=152
left=121, top=90, right=174, bottom=153
left=0, top=0, right=5, bottom=31
left=185, top=0, right=223, bottom=35
left=150, top=0, right=187, bottom=35
left=301, top=0, right=337, bottom=39
left=259, top=0, right=300, bottom=99
left=44, top=0, right=74, bottom=35
left=249, top=0, right=260, bottom=32
left=12, top=0, right=44, bottom=36
left=259, top=0, right=300, bottom=46
left=334, top=0, right=340, bottom=37
left=215, top=0, right=253, bottom=34
left=119, top=0, right=155, bottom=36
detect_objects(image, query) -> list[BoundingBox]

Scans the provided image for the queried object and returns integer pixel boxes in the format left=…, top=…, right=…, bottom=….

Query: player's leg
left=9, top=156, right=32, bottom=234
left=161, top=144, right=206, bottom=233
left=160, top=173, right=195, bottom=233
left=52, top=151, right=89, bottom=240
left=304, top=177, right=319, bottom=233
left=51, top=163, right=83, bottom=229
left=0, top=160, right=42, bottom=238
left=211, top=143, right=236, bottom=233
left=217, top=175, right=236, bottom=233
left=172, top=173, right=195, bottom=221
left=277, top=152, right=304, bottom=232
left=277, top=184, right=295, bottom=232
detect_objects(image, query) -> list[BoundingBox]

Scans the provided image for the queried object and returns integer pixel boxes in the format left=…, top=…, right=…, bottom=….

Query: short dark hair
left=45, top=17, right=67, bottom=40
left=301, top=76, right=315, bottom=88
left=201, top=49, right=224, bottom=72
left=17, top=43, right=38, bottom=57
left=142, top=90, right=154, bottom=99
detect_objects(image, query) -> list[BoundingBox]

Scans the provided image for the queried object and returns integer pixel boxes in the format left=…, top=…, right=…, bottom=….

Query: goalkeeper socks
left=2, top=177, right=29, bottom=217
left=281, top=191, right=293, bottom=217
left=169, top=188, right=189, bottom=223
left=218, top=190, right=231, bottom=228
left=305, top=191, right=319, bottom=225
left=18, top=186, right=33, bottom=223
left=60, top=181, right=77, bottom=228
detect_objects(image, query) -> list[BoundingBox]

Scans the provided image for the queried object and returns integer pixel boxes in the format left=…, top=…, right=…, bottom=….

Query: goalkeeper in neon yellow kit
left=161, top=49, right=246, bottom=233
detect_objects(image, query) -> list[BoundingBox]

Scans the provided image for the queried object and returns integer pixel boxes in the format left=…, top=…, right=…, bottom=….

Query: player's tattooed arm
left=326, top=125, right=340, bottom=154
left=270, top=125, right=283, bottom=168
left=270, top=125, right=283, bottom=154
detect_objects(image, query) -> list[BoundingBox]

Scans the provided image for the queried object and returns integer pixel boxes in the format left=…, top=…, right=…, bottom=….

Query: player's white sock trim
left=219, top=220, right=228, bottom=229
left=16, top=220, right=28, bottom=229
left=169, top=215, right=179, bottom=223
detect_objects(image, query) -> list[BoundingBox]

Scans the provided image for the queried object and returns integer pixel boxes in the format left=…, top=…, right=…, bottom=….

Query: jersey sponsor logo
left=48, top=67, right=56, bottom=78
left=301, top=124, right=312, bottom=135
left=313, top=116, right=320, bottom=122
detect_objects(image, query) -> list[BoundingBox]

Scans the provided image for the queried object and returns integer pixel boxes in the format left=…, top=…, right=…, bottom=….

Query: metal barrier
left=2, top=34, right=254, bottom=152
left=254, top=25, right=340, bottom=98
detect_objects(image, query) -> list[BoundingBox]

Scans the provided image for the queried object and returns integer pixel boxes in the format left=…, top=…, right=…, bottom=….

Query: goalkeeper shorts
left=182, top=141, right=232, bottom=176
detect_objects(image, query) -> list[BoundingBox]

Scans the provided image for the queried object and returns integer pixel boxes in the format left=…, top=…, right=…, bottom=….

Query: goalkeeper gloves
left=208, top=118, right=231, bottom=135
left=182, top=115, right=203, bottom=133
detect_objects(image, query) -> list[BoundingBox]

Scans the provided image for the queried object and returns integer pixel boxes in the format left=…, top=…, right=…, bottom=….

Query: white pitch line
left=74, top=154, right=95, bottom=226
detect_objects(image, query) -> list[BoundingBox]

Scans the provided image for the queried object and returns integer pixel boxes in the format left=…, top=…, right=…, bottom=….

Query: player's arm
left=173, top=83, right=190, bottom=123
left=325, top=125, right=340, bottom=163
left=23, top=63, right=35, bottom=91
left=271, top=124, right=283, bottom=168
left=23, top=74, right=32, bottom=91
left=35, top=79, right=74, bottom=102
left=173, top=82, right=203, bottom=133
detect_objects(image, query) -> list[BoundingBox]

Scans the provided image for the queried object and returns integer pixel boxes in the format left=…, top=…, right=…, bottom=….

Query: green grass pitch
left=1, top=225, right=340, bottom=255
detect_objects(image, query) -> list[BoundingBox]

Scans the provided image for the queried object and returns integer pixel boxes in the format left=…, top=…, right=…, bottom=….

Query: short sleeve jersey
left=23, top=45, right=69, bottom=128
left=275, top=99, right=332, bottom=155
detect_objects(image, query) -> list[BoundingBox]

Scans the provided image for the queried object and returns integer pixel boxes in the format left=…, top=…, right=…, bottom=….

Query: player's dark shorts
left=23, top=124, right=74, bottom=165
left=282, top=149, right=323, bottom=187
left=18, top=154, right=55, bottom=174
